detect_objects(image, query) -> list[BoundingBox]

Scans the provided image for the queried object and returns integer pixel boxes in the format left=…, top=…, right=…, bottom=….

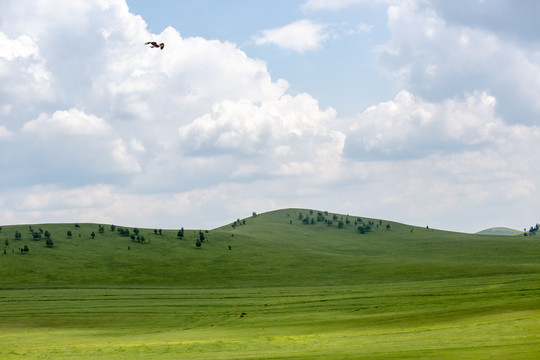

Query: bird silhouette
left=145, top=41, right=164, bottom=50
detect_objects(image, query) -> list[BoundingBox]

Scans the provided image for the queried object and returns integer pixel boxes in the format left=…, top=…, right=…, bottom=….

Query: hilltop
left=1, top=208, right=539, bottom=288
left=476, top=227, right=523, bottom=235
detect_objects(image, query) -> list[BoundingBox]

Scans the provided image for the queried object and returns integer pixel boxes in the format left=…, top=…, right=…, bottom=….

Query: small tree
left=44, top=230, right=51, bottom=239
left=91, top=232, right=96, bottom=239
left=386, top=224, right=391, bottom=230
left=67, top=230, right=72, bottom=237
left=177, top=228, right=184, bottom=238
left=45, top=238, right=53, bottom=248
left=14, top=231, right=22, bottom=240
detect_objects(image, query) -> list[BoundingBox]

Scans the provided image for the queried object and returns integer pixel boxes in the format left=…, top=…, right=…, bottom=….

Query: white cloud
left=22, top=108, right=112, bottom=136
left=344, top=90, right=504, bottom=160
left=253, top=19, right=330, bottom=53
left=0, top=126, right=13, bottom=140
left=178, top=93, right=344, bottom=180
left=302, top=0, right=396, bottom=11
left=1, top=0, right=539, bottom=234
left=0, top=31, right=54, bottom=106
left=376, top=1, right=540, bottom=124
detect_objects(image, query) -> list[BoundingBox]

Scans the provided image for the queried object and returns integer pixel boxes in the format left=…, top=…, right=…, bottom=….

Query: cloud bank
left=0, top=0, right=539, bottom=232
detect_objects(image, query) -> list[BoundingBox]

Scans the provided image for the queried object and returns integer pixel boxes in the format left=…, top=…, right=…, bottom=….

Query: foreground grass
left=1, top=208, right=540, bottom=358
left=1, top=275, right=539, bottom=359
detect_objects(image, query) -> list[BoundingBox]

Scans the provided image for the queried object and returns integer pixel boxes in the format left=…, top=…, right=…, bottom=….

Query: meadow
left=1, top=209, right=539, bottom=359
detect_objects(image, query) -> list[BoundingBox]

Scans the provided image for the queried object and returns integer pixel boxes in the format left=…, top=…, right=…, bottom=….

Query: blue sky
left=1, top=0, right=539, bottom=232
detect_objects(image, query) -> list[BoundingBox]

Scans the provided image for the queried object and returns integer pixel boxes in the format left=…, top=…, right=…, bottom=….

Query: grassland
left=1, top=208, right=539, bottom=359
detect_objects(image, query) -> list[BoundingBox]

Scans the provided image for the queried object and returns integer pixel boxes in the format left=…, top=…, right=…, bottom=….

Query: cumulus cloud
left=22, top=108, right=112, bottom=136
left=1, top=0, right=539, bottom=233
left=344, top=91, right=504, bottom=160
left=0, top=126, right=13, bottom=140
left=376, top=1, right=540, bottom=124
left=178, top=93, right=345, bottom=180
left=253, top=19, right=330, bottom=53
left=0, top=32, right=54, bottom=108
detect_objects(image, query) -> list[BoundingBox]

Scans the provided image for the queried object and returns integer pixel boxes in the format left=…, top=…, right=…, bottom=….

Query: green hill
left=1, top=208, right=540, bottom=359
left=476, top=227, right=523, bottom=235
left=1, top=208, right=536, bottom=288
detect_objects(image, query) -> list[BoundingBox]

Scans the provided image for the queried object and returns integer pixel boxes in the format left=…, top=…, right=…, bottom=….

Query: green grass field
left=1, top=209, right=540, bottom=359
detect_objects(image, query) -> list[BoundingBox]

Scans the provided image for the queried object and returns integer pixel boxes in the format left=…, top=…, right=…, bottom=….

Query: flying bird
left=145, top=41, right=164, bottom=50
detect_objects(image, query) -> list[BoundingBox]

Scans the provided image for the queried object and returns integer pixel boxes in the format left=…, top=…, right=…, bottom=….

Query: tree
left=45, top=238, right=53, bottom=248
left=44, top=230, right=51, bottom=239
left=196, top=240, right=202, bottom=248
left=199, top=231, right=205, bottom=242
left=23, top=245, right=29, bottom=253
left=5, top=239, right=9, bottom=247
left=252, top=212, right=257, bottom=217
left=177, top=228, right=184, bottom=238
left=14, top=231, right=21, bottom=240
left=386, top=224, right=391, bottom=230
left=91, top=232, right=96, bottom=239
left=67, top=230, right=72, bottom=237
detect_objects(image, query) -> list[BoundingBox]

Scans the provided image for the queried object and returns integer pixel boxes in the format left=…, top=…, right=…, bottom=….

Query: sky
left=1, top=0, right=539, bottom=233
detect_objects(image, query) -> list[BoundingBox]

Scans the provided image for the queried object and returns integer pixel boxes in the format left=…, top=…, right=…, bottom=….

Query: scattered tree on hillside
left=196, top=240, right=202, bottom=248
left=358, top=224, right=372, bottom=234
left=199, top=231, right=206, bottom=242
left=44, top=230, right=51, bottom=239
left=110, top=225, right=116, bottom=232
left=177, top=228, right=184, bottom=238
left=46, top=238, right=53, bottom=248
left=252, top=212, right=257, bottom=217
left=14, top=231, right=22, bottom=240
left=32, top=231, right=41, bottom=241
left=98, top=225, right=105, bottom=235
left=5, top=239, right=9, bottom=247
left=67, top=230, right=72, bottom=237
left=91, top=232, right=96, bottom=239
left=386, top=224, right=391, bottom=230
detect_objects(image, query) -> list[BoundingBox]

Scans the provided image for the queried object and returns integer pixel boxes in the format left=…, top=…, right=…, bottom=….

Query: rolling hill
left=1, top=208, right=539, bottom=359
left=476, top=227, right=523, bottom=235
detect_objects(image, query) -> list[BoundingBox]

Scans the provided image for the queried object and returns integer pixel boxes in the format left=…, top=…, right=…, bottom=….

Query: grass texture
left=1, top=208, right=539, bottom=359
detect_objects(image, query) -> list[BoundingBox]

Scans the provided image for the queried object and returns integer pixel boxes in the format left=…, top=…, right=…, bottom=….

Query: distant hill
left=476, top=227, right=522, bottom=236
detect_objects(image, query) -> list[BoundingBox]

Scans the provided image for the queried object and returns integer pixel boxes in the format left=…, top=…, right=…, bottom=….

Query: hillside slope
left=1, top=208, right=539, bottom=289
